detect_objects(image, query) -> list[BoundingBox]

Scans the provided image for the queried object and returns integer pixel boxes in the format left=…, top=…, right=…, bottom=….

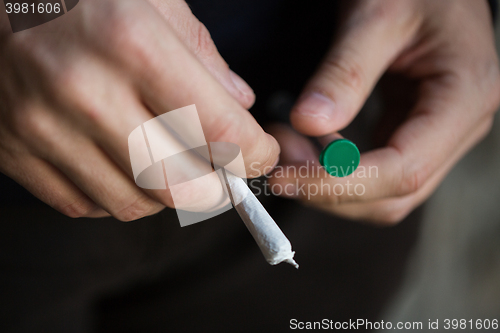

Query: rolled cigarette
left=223, top=171, right=298, bottom=268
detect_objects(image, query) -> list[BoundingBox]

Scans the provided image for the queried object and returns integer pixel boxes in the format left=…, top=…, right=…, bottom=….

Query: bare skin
left=1, top=0, right=499, bottom=225
left=269, top=0, right=500, bottom=224
left=0, top=0, right=279, bottom=221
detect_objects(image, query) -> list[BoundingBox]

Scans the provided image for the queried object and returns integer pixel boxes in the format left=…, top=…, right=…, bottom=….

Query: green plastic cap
left=319, top=139, right=360, bottom=177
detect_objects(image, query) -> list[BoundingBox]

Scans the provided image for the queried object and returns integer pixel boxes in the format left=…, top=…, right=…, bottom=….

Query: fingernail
left=229, top=70, right=254, bottom=97
left=295, top=92, right=335, bottom=120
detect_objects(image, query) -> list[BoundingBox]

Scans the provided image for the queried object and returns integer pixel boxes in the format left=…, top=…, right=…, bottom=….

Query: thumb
left=291, top=1, right=420, bottom=136
left=148, top=0, right=255, bottom=109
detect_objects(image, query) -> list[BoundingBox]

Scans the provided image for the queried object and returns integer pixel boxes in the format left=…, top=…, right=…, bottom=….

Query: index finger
left=93, top=1, right=279, bottom=178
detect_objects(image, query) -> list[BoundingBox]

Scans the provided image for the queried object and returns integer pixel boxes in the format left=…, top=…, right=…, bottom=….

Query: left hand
left=268, top=0, right=500, bottom=225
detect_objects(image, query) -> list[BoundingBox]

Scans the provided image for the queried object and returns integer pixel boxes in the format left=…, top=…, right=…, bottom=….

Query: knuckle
left=397, top=168, right=425, bottom=196
left=191, top=21, right=216, bottom=59
left=207, top=112, right=243, bottom=144
left=96, top=2, right=152, bottom=60
left=111, top=19, right=143, bottom=50
left=58, top=199, right=95, bottom=218
left=109, top=26, right=156, bottom=72
left=50, top=65, right=104, bottom=123
left=322, top=55, right=365, bottom=94
left=113, top=195, right=156, bottom=222
left=12, top=105, right=53, bottom=144
left=104, top=20, right=139, bottom=53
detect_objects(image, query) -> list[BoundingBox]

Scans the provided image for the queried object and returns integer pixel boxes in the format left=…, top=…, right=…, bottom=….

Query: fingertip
left=246, top=132, right=280, bottom=178
left=264, top=132, right=281, bottom=172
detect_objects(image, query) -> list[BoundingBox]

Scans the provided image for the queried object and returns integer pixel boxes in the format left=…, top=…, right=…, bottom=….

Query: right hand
left=0, top=0, right=279, bottom=221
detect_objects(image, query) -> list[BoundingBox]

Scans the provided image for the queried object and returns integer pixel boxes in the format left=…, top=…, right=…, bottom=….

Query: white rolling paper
left=224, top=172, right=298, bottom=268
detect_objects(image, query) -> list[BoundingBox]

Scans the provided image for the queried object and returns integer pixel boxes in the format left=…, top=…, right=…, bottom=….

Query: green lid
left=319, top=139, right=360, bottom=177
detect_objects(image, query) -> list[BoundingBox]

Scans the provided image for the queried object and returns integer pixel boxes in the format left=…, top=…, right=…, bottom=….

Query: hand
left=269, top=0, right=500, bottom=224
left=0, top=0, right=279, bottom=221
